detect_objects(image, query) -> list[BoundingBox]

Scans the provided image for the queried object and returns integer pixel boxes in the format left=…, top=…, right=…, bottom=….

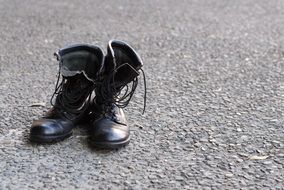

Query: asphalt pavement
left=0, top=0, right=283, bottom=189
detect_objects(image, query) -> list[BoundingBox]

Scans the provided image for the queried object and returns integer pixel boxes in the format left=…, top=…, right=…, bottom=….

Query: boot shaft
left=52, top=44, right=104, bottom=120
left=96, top=40, right=143, bottom=105
left=56, top=44, right=104, bottom=82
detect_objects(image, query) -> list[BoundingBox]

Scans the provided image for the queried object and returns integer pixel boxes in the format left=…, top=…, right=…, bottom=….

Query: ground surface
left=0, top=0, right=283, bottom=189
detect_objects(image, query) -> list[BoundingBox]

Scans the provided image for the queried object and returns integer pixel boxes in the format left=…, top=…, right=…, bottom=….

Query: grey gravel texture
left=0, top=0, right=284, bottom=189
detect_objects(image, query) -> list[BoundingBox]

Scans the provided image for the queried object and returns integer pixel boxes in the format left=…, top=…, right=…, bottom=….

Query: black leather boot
left=30, top=44, right=104, bottom=143
left=89, top=40, right=145, bottom=149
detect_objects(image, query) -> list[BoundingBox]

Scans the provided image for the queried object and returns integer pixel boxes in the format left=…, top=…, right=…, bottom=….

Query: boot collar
left=55, top=44, right=104, bottom=82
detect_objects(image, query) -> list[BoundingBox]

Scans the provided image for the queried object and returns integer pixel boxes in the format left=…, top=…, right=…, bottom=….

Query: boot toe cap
left=30, top=119, right=72, bottom=143
left=90, top=119, right=130, bottom=147
left=31, top=120, right=60, bottom=136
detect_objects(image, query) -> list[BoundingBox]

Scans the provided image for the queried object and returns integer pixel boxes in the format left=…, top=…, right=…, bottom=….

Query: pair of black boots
left=30, top=40, right=145, bottom=149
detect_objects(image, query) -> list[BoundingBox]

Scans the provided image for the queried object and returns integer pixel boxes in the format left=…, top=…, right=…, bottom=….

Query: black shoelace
left=50, top=71, right=94, bottom=120
left=96, top=63, right=147, bottom=114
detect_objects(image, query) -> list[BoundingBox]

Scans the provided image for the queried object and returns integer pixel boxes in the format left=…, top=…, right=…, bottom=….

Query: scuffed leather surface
left=90, top=105, right=129, bottom=143
left=30, top=118, right=73, bottom=137
left=30, top=108, right=74, bottom=137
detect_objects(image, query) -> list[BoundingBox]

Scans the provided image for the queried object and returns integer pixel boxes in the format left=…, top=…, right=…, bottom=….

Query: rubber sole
left=88, top=136, right=130, bottom=149
left=29, top=131, right=73, bottom=143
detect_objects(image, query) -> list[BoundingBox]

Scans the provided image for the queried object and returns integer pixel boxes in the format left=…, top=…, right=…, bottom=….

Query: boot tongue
left=55, top=74, right=92, bottom=120
left=105, top=45, right=141, bottom=88
left=59, top=50, right=99, bottom=82
left=113, top=63, right=139, bottom=88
